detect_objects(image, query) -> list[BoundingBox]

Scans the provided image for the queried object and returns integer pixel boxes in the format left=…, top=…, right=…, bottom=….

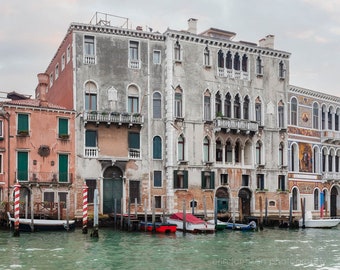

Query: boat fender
left=249, top=221, right=256, bottom=229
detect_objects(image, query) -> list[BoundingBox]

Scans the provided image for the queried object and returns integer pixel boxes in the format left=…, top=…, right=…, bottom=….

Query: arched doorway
left=215, top=187, right=229, bottom=215
left=103, top=166, right=123, bottom=214
left=238, top=188, right=251, bottom=218
left=330, top=186, right=339, bottom=217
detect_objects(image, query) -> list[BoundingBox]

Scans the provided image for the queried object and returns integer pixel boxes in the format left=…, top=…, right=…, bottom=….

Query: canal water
left=0, top=226, right=339, bottom=270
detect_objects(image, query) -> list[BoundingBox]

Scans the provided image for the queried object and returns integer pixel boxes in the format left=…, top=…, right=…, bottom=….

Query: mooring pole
left=30, top=188, right=34, bottom=232
left=152, top=196, right=155, bottom=232
left=114, top=198, right=117, bottom=229
left=13, top=183, right=21, bottom=237
left=91, top=189, right=99, bottom=237
left=82, top=182, right=88, bottom=234
left=214, top=197, right=217, bottom=228
left=144, top=198, right=147, bottom=232
left=182, top=199, right=186, bottom=233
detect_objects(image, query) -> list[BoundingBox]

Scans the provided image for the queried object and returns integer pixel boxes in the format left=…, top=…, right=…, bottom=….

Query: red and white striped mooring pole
left=82, top=183, right=88, bottom=234
left=13, top=184, right=21, bottom=236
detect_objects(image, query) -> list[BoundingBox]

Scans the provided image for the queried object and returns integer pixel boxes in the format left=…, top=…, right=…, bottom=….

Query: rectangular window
left=85, top=93, right=97, bottom=111
left=257, top=174, right=265, bottom=190
left=129, top=180, right=140, bottom=203
left=242, top=175, right=249, bottom=186
left=85, top=130, right=97, bottom=147
left=17, top=151, right=28, bottom=181
left=58, top=192, right=68, bottom=208
left=154, top=196, right=162, bottom=208
left=174, top=42, right=181, bottom=61
left=175, top=93, right=182, bottom=118
left=220, top=174, right=228, bottom=185
left=61, top=54, right=65, bottom=71
left=129, top=41, right=139, bottom=60
left=173, top=170, right=188, bottom=189
left=50, top=73, right=53, bottom=87
left=0, top=154, right=3, bottom=174
left=86, top=179, right=96, bottom=204
left=58, top=154, right=68, bottom=182
left=153, top=171, right=162, bottom=187
left=17, top=113, right=29, bottom=135
left=58, top=118, right=69, bottom=138
left=55, top=64, right=59, bottom=80
left=44, top=192, right=54, bottom=203
left=201, top=171, right=215, bottom=189
left=67, top=45, right=71, bottom=63
left=204, top=96, right=211, bottom=121
left=128, top=96, right=139, bottom=113
left=278, top=175, right=285, bottom=191
left=84, top=35, right=95, bottom=55
left=278, top=106, right=284, bottom=128
left=153, top=50, right=161, bottom=64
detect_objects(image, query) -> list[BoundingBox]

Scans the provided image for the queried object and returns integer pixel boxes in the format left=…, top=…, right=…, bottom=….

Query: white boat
left=208, top=219, right=257, bottom=231
left=299, top=211, right=340, bottom=228
left=168, top=213, right=215, bottom=233
left=7, top=212, right=75, bottom=231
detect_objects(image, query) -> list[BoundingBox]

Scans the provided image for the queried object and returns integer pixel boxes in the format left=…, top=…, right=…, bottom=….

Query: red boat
left=140, top=221, right=177, bottom=233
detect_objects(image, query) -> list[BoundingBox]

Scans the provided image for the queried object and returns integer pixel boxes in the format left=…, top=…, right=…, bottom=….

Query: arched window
left=215, top=91, right=222, bottom=117
left=218, top=50, right=224, bottom=68
left=225, top=140, right=232, bottom=163
left=329, top=149, right=334, bottom=172
left=314, top=189, right=319, bottom=210
left=177, top=135, right=185, bottom=161
left=234, top=94, right=241, bottom=119
left=128, top=85, right=139, bottom=113
left=279, top=142, right=284, bottom=166
left=204, top=47, right=210, bottom=66
left=255, top=96, right=262, bottom=123
left=174, top=87, right=183, bottom=118
left=153, top=136, right=162, bottom=159
left=279, top=60, right=285, bottom=79
left=256, top=56, right=263, bottom=75
left=313, top=103, right=319, bottom=129
left=292, top=187, right=298, bottom=210
left=335, top=108, right=340, bottom=131
left=243, top=96, right=250, bottom=120
left=224, top=93, right=231, bottom=118
left=226, top=51, right=232, bottom=69
left=290, top=97, right=297, bottom=126
left=216, top=139, right=222, bottom=162
left=174, top=41, right=181, bottom=61
left=235, top=141, right=241, bottom=163
left=242, top=54, right=248, bottom=72
left=234, top=53, right=240, bottom=70
left=278, top=100, right=284, bottom=128
left=328, top=106, right=333, bottom=130
left=204, top=91, right=211, bottom=121
left=291, top=143, right=299, bottom=172
left=322, top=148, right=327, bottom=172
left=244, top=140, right=252, bottom=165
left=203, top=137, right=210, bottom=162
left=336, top=150, right=340, bottom=172
left=85, top=81, right=97, bottom=111
left=153, top=92, right=161, bottom=119
left=256, top=141, right=262, bottom=165
left=313, top=146, right=320, bottom=173
left=322, top=105, right=326, bottom=130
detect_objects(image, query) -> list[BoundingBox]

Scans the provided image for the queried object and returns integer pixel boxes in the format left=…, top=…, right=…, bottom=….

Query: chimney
left=187, top=18, right=197, bottom=34
left=259, top=34, right=275, bottom=49
left=37, top=73, right=49, bottom=107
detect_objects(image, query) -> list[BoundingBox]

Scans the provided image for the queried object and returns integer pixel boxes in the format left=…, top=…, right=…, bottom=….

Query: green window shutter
left=18, top=114, right=28, bottom=133
left=59, top=118, right=68, bottom=136
left=211, top=172, right=215, bottom=189
left=128, top=132, right=140, bottom=149
left=85, top=130, right=97, bottom=147
left=17, top=152, right=28, bottom=181
left=183, top=170, right=188, bottom=188
left=201, top=171, right=205, bottom=189
left=59, top=154, right=68, bottom=182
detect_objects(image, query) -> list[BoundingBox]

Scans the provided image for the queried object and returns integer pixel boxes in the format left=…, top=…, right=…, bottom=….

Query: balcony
left=128, top=59, right=140, bottom=69
left=83, top=111, right=144, bottom=127
left=84, top=147, right=98, bottom=158
left=215, top=117, right=258, bottom=134
left=217, top=68, right=249, bottom=80
left=16, top=171, right=73, bottom=184
left=321, top=130, right=340, bottom=144
left=129, top=148, right=140, bottom=159
left=322, top=172, right=340, bottom=182
left=84, top=55, right=96, bottom=64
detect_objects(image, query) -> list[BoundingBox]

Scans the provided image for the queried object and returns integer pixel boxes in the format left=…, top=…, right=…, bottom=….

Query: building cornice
left=289, top=85, right=340, bottom=103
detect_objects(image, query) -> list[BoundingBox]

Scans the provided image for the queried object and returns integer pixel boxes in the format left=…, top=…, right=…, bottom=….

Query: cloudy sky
left=1, top=0, right=340, bottom=97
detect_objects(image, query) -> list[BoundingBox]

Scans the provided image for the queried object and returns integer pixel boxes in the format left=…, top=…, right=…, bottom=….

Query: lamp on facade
left=0, top=106, right=10, bottom=211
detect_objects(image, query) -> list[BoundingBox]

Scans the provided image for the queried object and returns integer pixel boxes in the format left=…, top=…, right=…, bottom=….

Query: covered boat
left=168, top=213, right=215, bottom=233
left=208, top=219, right=257, bottom=231
left=7, top=212, right=75, bottom=232
left=299, top=211, right=340, bottom=228
left=140, top=221, right=177, bottom=233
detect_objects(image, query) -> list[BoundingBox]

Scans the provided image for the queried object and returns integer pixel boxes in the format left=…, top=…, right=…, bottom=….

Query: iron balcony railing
left=83, top=111, right=144, bottom=126
left=16, top=171, right=73, bottom=184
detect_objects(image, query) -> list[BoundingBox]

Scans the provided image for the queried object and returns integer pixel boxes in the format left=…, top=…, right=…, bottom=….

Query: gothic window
left=255, top=97, right=262, bottom=124
left=242, top=54, right=248, bottom=72
left=174, top=87, right=183, bottom=118
left=278, top=100, right=284, bottom=128
left=218, top=50, right=224, bottom=68
left=226, top=51, right=232, bottom=69
left=313, top=103, right=319, bottom=129
left=243, top=96, right=250, bottom=120
left=224, top=93, right=232, bottom=118
left=128, top=85, right=139, bottom=113
left=216, top=139, right=222, bottom=162
left=203, top=137, right=210, bottom=162
left=225, top=140, right=232, bottom=163
left=290, top=97, right=298, bottom=126
left=215, top=91, right=222, bottom=117
left=256, top=56, right=263, bottom=75
left=234, top=94, right=241, bottom=119
left=174, top=41, right=181, bottom=61
left=204, top=91, right=211, bottom=121
left=233, top=52, right=240, bottom=70
left=204, top=46, right=210, bottom=66
left=177, top=135, right=185, bottom=161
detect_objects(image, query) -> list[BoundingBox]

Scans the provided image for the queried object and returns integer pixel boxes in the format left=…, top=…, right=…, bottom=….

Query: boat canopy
left=169, top=213, right=205, bottom=224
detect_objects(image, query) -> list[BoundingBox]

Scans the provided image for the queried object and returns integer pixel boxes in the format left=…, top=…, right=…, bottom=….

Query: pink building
left=0, top=74, right=76, bottom=219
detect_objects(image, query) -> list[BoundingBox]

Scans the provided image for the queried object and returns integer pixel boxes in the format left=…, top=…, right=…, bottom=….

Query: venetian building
left=40, top=13, right=290, bottom=219
left=288, top=86, right=340, bottom=217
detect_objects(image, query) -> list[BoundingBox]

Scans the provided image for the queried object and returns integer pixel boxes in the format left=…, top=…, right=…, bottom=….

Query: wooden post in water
left=278, top=196, right=282, bottom=218
left=114, top=199, right=117, bottom=229
left=134, top=198, right=138, bottom=219
left=57, top=195, right=61, bottom=220
left=264, top=197, right=268, bottom=226
left=127, top=199, right=131, bottom=231
left=214, top=197, right=217, bottom=228
left=203, top=196, right=207, bottom=219
left=289, top=196, right=293, bottom=228
left=25, top=195, right=28, bottom=219
left=120, top=198, right=123, bottom=229
left=182, top=199, right=186, bottom=233
left=191, top=197, right=195, bottom=215
left=301, top=197, right=305, bottom=228
left=152, top=196, right=155, bottom=232
left=30, top=189, right=34, bottom=232
left=144, top=198, right=147, bottom=232
left=66, top=193, right=70, bottom=231
left=259, top=196, right=263, bottom=230
left=91, top=189, right=99, bottom=237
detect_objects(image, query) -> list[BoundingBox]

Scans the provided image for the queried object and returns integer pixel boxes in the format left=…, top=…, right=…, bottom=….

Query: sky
left=1, top=0, right=340, bottom=97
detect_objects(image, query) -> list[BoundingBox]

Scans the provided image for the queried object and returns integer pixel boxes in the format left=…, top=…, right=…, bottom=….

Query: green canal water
left=0, top=226, right=339, bottom=270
